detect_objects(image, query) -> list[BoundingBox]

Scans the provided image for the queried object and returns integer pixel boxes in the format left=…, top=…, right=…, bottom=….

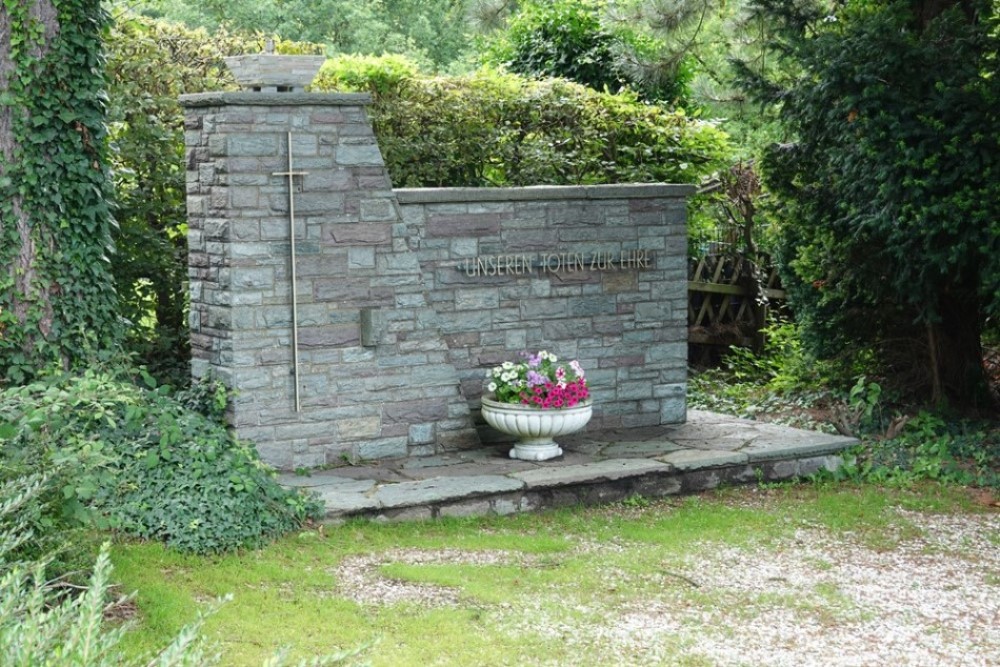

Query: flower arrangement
left=485, top=350, right=589, bottom=409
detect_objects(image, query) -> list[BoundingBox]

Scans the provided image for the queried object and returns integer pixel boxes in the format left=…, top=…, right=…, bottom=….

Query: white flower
left=502, top=361, right=514, bottom=370
left=549, top=355, right=558, bottom=362
left=487, top=382, right=497, bottom=392
left=493, top=366, right=502, bottom=374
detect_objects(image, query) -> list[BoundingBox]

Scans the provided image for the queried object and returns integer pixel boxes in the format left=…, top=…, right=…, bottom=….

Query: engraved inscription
left=459, top=250, right=652, bottom=276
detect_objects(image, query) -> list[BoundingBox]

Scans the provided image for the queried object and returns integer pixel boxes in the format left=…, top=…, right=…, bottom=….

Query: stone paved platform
left=278, top=410, right=858, bottom=523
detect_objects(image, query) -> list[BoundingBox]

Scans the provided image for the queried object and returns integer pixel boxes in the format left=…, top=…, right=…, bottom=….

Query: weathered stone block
left=336, top=143, right=383, bottom=166
left=337, top=417, right=381, bottom=440
left=660, top=397, right=686, bottom=424
left=229, top=135, right=279, bottom=157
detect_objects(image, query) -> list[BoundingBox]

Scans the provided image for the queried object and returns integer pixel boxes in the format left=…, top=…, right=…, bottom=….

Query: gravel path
left=334, top=508, right=999, bottom=666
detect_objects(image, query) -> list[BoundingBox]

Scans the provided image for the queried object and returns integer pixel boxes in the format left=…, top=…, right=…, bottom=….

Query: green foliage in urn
left=0, top=0, right=121, bottom=383
left=314, top=57, right=730, bottom=187
left=738, top=0, right=1000, bottom=410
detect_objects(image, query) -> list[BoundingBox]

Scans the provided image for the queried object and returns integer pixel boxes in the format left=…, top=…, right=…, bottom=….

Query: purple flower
left=526, top=370, right=545, bottom=387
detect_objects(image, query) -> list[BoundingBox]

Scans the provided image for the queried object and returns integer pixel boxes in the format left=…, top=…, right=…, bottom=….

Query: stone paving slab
left=278, top=411, right=858, bottom=522
left=279, top=474, right=376, bottom=492
left=741, top=431, right=854, bottom=462
left=304, top=467, right=411, bottom=484
left=510, top=459, right=673, bottom=489
left=319, top=489, right=380, bottom=514
left=393, top=459, right=540, bottom=480
left=395, top=450, right=497, bottom=469
left=659, top=449, right=748, bottom=471
left=598, top=440, right=684, bottom=458
left=374, top=475, right=525, bottom=508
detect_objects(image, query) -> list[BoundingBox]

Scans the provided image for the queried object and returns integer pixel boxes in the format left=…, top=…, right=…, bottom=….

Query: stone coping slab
left=276, top=411, right=858, bottom=521
left=179, top=92, right=372, bottom=107
left=394, top=184, right=695, bottom=204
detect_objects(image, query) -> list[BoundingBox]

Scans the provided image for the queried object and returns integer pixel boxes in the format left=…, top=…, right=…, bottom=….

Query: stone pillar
left=180, top=92, right=477, bottom=469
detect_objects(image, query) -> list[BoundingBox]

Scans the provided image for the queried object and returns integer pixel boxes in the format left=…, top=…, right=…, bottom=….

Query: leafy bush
left=315, top=60, right=729, bottom=187
left=0, top=370, right=320, bottom=554
left=313, top=53, right=421, bottom=96
left=689, top=317, right=891, bottom=435
left=480, top=0, right=692, bottom=103
left=690, top=325, right=998, bottom=490
left=740, top=0, right=1000, bottom=408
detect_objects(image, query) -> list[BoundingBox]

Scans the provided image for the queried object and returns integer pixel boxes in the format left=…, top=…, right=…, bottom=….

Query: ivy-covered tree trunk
left=0, top=0, right=120, bottom=383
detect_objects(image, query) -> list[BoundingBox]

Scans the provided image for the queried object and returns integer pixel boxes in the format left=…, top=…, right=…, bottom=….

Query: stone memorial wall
left=181, top=92, right=692, bottom=470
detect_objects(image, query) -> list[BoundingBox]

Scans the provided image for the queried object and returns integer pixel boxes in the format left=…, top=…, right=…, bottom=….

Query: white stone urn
left=480, top=397, right=593, bottom=461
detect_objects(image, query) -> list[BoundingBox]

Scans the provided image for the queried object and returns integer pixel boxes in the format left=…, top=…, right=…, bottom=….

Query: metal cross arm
left=273, top=131, right=309, bottom=412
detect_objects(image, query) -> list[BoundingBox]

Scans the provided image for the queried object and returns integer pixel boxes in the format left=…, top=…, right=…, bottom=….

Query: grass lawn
left=110, top=482, right=998, bottom=666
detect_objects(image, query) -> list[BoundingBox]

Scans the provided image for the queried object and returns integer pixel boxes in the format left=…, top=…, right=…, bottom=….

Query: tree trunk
left=931, top=277, right=993, bottom=413
left=0, top=1, right=119, bottom=380
left=0, top=1, right=61, bottom=353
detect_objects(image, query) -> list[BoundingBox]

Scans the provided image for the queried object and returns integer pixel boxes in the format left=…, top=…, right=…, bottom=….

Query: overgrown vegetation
left=314, top=56, right=728, bottom=187
left=740, top=0, right=1000, bottom=410
left=479, top=0, right=694, bottom=103
left=0, top=369, right=320, bottom=555
left=126, top=0, right=474, bottom=71
left=0, top=0, right=121, bottom=383
left=0, top=475, right=225, bottom=666
left=690, top=319, right=999, bottom=490
left=0, top=474, right=366, bottom=665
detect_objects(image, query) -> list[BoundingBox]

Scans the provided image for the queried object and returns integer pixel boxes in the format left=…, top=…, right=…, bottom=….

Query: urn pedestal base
left=480, top=398, right=593, bottom=462
left=509, top=441, right=564, bottom=461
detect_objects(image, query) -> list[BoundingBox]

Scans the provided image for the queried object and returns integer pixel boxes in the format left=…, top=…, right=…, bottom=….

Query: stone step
left=278, top=410, right=858, bottom=522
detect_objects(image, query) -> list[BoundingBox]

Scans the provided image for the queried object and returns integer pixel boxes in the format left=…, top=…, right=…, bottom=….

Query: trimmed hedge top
left=313, top=56, right=729, bottom=188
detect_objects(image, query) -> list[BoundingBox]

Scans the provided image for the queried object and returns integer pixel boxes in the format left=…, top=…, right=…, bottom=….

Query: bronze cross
left=273, top=132, right=309, bottom=412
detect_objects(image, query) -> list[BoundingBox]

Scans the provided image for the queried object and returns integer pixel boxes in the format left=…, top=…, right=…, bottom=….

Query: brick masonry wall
left=181, top=92, right=692, bottom=469
left=396, top=186, right=691, bottom=440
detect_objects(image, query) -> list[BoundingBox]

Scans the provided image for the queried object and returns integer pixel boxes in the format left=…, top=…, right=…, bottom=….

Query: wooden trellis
left=688, top=254, right=786, bottom=349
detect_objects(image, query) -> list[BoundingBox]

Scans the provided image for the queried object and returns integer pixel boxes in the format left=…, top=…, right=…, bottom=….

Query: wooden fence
left=688, top=253, right=787, bottom=361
